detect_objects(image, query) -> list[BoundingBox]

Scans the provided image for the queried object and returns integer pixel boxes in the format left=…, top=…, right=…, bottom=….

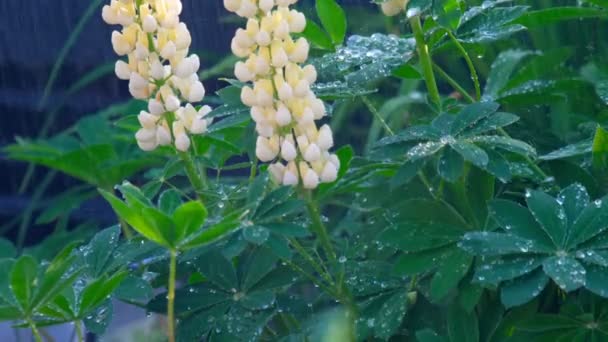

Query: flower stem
left=446, top=30, right=481, bottom=101
left=179, top=151, right=206, bottom=202
left=28, top=319, right=42, bottom=342
left=409, top=15, right=441, bottom=110
left=75, top=321, right=83, bottom=342
left=361, top=96, right=394, bottom=136
left=432, top=63, right=476, bottom=104
left=303, top=190, right=336, bottom=264
left=167, top=249, right=177, bottom=342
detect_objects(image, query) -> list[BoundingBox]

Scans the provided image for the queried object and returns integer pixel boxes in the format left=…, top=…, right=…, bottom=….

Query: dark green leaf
left=451, top=141, right=489, bottom=168
left=459, top=232, right=546, bottom=256
left=438, top=147, right=464, bottom=182
left=158, top=189, right=183, bottom=215
left=474, top=256, right=543, bottom=286
left=243, top=226, right=270, bottom=245
left=489, top=199, right=554, bottom=248
left=501, top=269, right=549, bottom=308
left=542, top=256, right=585, bottom=291
left=450, top=102, right=500, bottom=136
left=430, top=249, right=472, bottom=301
left=195, top=251, right=238, bottom=291
left=374, top=290, right=409, bottom=339
left=526, top=190, right=568, bottom=247
left=447, top=304, right=479, bottom=342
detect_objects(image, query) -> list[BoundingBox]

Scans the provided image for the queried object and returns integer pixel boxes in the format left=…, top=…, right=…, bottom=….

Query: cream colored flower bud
left=256, top=136, right=278, bottom=162
left=254, top=51, right=271, bottom=74
left=188, top=81, right=205, bottom=102
left=283, top=162, right=299, bottom=185
left=380, top=0, right=408, bottom=16
left=160, top=41, right=177, bottom=59
left=150, top=59, right=165, bottom=80
left=256, top=30, right=271, bottom=46
left=281, top=139, right=297, bottom=161
left=148, top=99, right=165, bottom=115
left=157, top=125, right=172, bottom=146
left=268, top=162, right=285, bottom=184
left=142, top=14, right=158, bottom=32
left=320, top=161, right=338, bottom=182
left=302, top=65, right=317, bottom=83
left=164, top=94, right=181, bottom=112
left=310, top=98, right=325, bottom=118
left=317, top=124, right=334, bottom=150
left=278, top=82, right=293, bottom=101
left=174, top=23, right=192, bottom=49
left=301, top=165, right=319, bottom=189
left=304, top=143, right=321, bottom=162
left=235, top=61, right=254, bottom=82
left=275, top=104, right=292, bottom=126
left=294, top=79, right=310, bottom=97
left=224, top=0, right=241, bottom=12
left=289, top=38, right=309, bottom=63
left=271, top=42, right=288, bottom=67
left=111, top=31, right=132, bottom=55
left=175, top=55, right=200, bottom=78
left=136, top=127, right=156, bottom=142
left=274, top=21, right=290, bottom=40
left=259, top=0, right=274, bottom=12
left=241, top=86, right=257, bottom=106
left=102, top=5, right=119, bottom=25
left=115, top=60, right=131, bottom=80
left=288, top=10, right=306, bottom=33
left=138, top=111, right=157, bottom=129
left=190, top=118, right=208, bottom=134
left=237, top=0, right=258, bottom=18
left=129, top=72, right=148, bottom=90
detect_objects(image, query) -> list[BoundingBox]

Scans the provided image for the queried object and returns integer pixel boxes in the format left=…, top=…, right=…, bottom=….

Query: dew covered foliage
left=3, top=0, right=608, bottom=341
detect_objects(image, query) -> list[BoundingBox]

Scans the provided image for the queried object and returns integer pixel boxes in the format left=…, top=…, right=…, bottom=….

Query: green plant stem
left=361, top=96, right=394, bottom=136
left=179, top=151, right=206, bottom=202
left=303, top=191, right=336, bottom=264
left=446, top=30, right=481, bottom=101
left=167, top=249, right=177, bottom=342
left=28, top=319, right=42, bottom=342
left=433, top=63, right=476, bottom=104
left=498, top=128, right=549, bottom=180
left=75, top=321, right=83, bottom=342
left=409, top=15, right=441, bottom=110
left=288, top=238, right=334, bottom=285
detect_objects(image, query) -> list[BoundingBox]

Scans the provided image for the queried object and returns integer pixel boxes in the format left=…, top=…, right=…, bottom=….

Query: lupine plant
left=3, top=0, right=608, bottom=341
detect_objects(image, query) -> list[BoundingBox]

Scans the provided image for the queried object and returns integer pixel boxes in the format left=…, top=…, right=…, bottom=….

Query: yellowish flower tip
left=225, top=0, right=340, bottom=189
left=379, top=0, right=409, bottom=17
left=102, top=0, right=211, bottom=152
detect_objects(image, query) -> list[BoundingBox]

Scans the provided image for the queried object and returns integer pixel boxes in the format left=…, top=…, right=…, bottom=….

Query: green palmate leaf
left=437, top=147, right=464, bottom=182
left=79, top=272, right=127, bottom=314
left=173, top=201, right=208, bottom=243
left=83, top=300, right=112, bottom=335
left=416, top=329, right=448, bottom=342
left=513, top=7, right=608, bottom=28
left=407, top=141, right=446, bottom=161
left=375, top=125, right=441, bottom=147
left=393, top=246, right=452, bottom=276
left=82, top=226, right=121, bottom=277
left=539, top=140, right=593, bottom=161
left=471, top=136, right=536, bottom=157
left=500, top=269, right=549, bottom=308
left=568, top=195, right=608, bottom=248
left=451, top=141, right=489, bottom=168
left=450, top=102, right=500, bottom=136
left=243, top=226, right=270, bottom=245
left=433, top=0, right=462, bottom=30
left=448, top=304, right=479, bottom=342
left=115, top=275, right=154, bottom=305
left=99, top=189, right=169, bottom=247
left=526, top=190, right=568, bottom=247
left=301, top=20, right=334, bottom=50
left=457, top=5, right=528, bottom=44
left=380, top=222, right=462, bottom=253
left=10, top=255, right=38, bottom=312
left=179, top=213, right=241, bottom=250
left=517, top=313, right=580, bottom=333
left=158, top=189, right=183, bottom=215
left=484, top=149, right=512, bottom=182
left=459, top=232, right=546, bottom=256
left=585, top=265, right=608, bottom=297
left=195, top=251, right=238, bottom=291
left=488, top=200, right=554, bottom=248
left=474, top=256, right=543, bottom=286
left=463, top=112, right=521, bottom=137
left=430, top=249, right=473, bottom=301
left=542, top=256, right=586, bottom=291
left=557, top=184, right=590, bottom=228
left=316, top=0, right=347, bottom=45
left=483, top=50, right=536, bottom=100
left=374, top=290, right=409, bottom=339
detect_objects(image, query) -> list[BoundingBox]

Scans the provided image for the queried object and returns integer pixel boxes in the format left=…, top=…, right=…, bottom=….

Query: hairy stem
left=433, top=63, right=476, bottom=104
left=446, top=30, right=481, bottom=101
left=179, top=151, right=206, bottom=202
left=303, top=191, right=336, bottom=264
left=409, top=15, right=441, bottom=110
left=28, top=319, right=42, bottom=342
left=75, top=321, right=83, bottom=342
left=167, top=249, right=177, bottom=342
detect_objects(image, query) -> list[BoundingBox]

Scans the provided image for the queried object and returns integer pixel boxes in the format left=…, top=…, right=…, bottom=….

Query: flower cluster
left=378, top=0, right=409, bottom=16
left=102, top=0, right=211, bottom=152
left=224, top=0, right=340, bottom=189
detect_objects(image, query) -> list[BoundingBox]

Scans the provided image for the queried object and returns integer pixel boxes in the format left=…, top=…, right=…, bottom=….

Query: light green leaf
left=316, top=0, right=347, bottom=45
left=10, top=255, right=38, bottom=312
left=173, top=201, right=208, bottom=243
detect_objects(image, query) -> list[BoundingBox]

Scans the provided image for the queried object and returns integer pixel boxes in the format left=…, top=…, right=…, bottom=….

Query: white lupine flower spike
left=225, top=0, right=340, bottom=189
left=102, top=0, right=211, bottom=152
